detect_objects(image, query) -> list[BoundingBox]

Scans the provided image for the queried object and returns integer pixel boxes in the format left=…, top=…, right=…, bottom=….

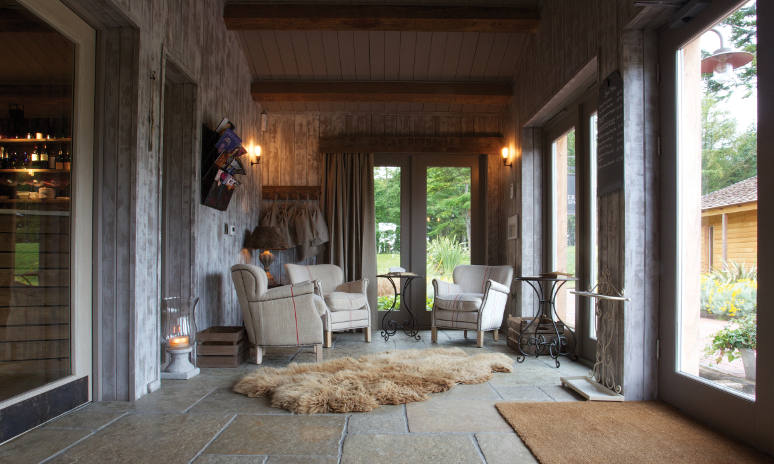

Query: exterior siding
left=702, top=207, right=758, bottom=271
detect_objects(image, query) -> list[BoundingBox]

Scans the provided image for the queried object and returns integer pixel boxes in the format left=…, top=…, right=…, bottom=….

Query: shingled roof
left=702, top=176, right=757, bottom=210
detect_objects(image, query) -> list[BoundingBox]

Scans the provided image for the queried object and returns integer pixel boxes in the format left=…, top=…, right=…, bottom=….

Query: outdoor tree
left=701, top=0, right=757, bottom=194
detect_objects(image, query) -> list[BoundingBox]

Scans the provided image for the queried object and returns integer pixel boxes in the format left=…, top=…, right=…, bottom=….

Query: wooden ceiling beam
left=251, top=81, right=512, bottom=105
left=319, top=135, right=504, bottom=154
left=224, top=3, right=539, bottom=33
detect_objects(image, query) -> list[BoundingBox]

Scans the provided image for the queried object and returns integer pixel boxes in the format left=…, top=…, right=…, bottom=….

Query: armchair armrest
left=432, top=279, right=463, bottom=296
left=485, top=279, right=511, bottom=295
left=335, top=279, right=368, bottom=295
left=258, top=281, right=316, bottom=302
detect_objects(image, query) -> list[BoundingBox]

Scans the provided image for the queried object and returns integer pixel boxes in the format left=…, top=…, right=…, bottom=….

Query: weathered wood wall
left=65, top=0, right=264, bottom=400
left=702, top=208, right=758, bottom=270
left=504, top=0, right=660, bottom=400
left=260, top=111, right=506, bottom=267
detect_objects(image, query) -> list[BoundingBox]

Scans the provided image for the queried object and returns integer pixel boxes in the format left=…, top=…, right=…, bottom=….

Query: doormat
left=495, top=401, right=772, bottom=463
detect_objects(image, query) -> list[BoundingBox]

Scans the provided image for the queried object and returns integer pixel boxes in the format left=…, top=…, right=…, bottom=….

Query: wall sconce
left=251, top=144, right=261, bottom=166
left=501, top=147, right=512, bottom=167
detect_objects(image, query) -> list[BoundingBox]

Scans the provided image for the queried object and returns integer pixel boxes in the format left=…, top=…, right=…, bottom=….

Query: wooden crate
left=506, top=316, right=566, bottom=354
left=196, top=326, right=246, bottom=368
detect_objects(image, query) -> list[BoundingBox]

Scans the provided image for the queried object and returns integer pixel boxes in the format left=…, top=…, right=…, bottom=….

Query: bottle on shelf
left=30, top=145, right=39, bottom=168
left=22, top=151, right=29, bottom=168
left=0, top=147, right=6, bottom=169
left=63, top=150, right=71, bottom=171
left=40, top=144, right=49, bottom=169
left=48, top=145, right=57, bottom=169
left=56, top=149, right=64, bottom=170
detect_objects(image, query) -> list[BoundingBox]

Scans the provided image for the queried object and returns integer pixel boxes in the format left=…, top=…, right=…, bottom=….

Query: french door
left=659, top=0, right=764, bottom=448
left=374, top=154, right=482, bottom=329
left=544, top=93, right=598, bottom=362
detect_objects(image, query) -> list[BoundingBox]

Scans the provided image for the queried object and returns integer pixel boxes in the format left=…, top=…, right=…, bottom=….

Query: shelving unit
left=0, top=138, right=72, bottom=143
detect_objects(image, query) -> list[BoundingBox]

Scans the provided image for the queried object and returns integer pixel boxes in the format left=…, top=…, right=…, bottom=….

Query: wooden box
left=506, top=316, right=565, bottom=354
left=196, top=326, right=246, bottom=368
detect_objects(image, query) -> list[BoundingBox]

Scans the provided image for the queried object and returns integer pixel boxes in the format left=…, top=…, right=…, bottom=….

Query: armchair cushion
left=434, top=292, right=484, bottom=312
left=435, top=309, right=479, bottom=326
left=258, top=281, right=316, bottom=302
left=328, top=309, right=370, bottom=324
left=325, top=291, right=368, bottom=311
left=335, top=279, right=368, bottom=295
left=433, top=279, right=464, bottom=296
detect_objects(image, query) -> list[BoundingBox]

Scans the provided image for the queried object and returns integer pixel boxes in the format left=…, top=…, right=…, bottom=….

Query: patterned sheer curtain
left=321, top=152, right=377, bottom=313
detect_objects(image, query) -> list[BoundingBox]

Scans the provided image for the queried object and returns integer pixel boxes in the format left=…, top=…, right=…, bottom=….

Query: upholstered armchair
left=431, top=265, right=513, bottom=347
left=231, top=264, right=325, bottom=364
left=285, top=264, right=371, bottom=348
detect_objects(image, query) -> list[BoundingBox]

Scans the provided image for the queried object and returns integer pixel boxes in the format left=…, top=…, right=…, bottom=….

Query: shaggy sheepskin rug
left=233, top=347, right=513, bottom=414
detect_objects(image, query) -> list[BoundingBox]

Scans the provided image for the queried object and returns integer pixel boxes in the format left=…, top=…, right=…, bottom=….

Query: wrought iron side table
left=377, top=272, right=422, bottom=341
left=514, top=275, right=578, bottom=367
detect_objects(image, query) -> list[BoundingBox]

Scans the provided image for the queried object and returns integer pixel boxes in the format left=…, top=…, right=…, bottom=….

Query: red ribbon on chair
left=290, top=286, right=300, bottom=345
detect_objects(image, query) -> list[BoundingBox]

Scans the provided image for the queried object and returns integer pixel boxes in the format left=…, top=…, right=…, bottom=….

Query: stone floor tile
left=347, top=404, right=407, bottom=434
left=194, top=455, right=266, bottom=463
left=189, top=388, right=289, bottom=415
left=129, top=386, right=215, bottom=414
left=490, top=385, right=553, bottom=402
left=266, top=456, right=338, bottom=464
left=406, top=399, right=512, bottom=433
left=0, top=428, right=90, bottom=464
left=44, top=402, right=131, bottom=430
left=47, top=413, right=233, bottom=464
left=204, top=415, right=345, bottom=456
left=538, top=385, right=584, bottom=402
left=341, top=433, right=483, bottom=463
left=433, top=383, right=501, bottom=401
left=475, top=432, right=538, bottom=464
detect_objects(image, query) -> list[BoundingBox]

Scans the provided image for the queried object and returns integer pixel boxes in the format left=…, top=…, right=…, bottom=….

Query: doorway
left=160, top=61, right=196, bottom=300
left=374, top=154, right=483, bottom=330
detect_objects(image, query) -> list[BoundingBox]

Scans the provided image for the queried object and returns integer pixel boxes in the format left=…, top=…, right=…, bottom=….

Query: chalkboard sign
left=598, top=71, right=624, bottom=195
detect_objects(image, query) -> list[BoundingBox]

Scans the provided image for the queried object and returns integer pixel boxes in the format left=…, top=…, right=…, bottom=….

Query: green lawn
left=14, top=242, right=39, bottom=286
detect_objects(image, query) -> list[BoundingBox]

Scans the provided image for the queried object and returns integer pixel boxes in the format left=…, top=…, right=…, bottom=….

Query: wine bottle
left=40, top=144, right=49, bottom=169
left=64, top=150, right=71, bottom=171
left=48, top=145, right=56, bottom=169
left=56, top=149, right=64, bottom=170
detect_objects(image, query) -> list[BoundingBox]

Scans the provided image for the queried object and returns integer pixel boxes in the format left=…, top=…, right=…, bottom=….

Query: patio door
left=374, top=155, right=482, bottom=330
left=544, top=92, right=598, bottom=362
left=660, top=0, right=762, bottom=447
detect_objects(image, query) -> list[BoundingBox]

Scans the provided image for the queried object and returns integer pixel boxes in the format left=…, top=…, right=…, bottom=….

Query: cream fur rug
left=233, top=348, right=513, bottom=414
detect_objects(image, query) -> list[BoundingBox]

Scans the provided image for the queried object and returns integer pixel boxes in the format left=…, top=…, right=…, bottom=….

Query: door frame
left=658, top=0, right=767, bottom=448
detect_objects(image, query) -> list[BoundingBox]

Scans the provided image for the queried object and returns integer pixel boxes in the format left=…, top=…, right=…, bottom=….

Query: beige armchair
left=431, top=265, right=513, bottom=347
left=231, top=264, right=325, bottom=364
left=285, top=264, right=371, bottom=348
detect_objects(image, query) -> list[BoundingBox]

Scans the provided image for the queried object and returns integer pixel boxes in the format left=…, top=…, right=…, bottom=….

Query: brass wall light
left=501, top=147, right=512, bottom=166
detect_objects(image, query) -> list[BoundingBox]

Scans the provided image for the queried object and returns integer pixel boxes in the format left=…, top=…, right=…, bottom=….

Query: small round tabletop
left=515, top=275, right=578, bottom=282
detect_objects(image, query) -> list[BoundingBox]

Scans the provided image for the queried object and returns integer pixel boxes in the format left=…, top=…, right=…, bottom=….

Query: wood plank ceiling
left=228, top=1, right=538, bottom=113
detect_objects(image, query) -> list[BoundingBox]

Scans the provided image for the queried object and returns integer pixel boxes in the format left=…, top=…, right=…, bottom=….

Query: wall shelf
left=0, top=138, right=72, bottom=143
left=0, top=169, right=70, bottom=173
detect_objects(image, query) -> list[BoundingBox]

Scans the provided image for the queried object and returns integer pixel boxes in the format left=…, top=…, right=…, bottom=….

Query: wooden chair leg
left=324, top=331, right=333, bottom=348
left=431, top=327, right=438, bottom=343
left=250, top=346, right=263, bottom=365
left=493, top=329, right=499, bottom=341
left=364, top=326, right=371, bottom=342
left=314, top=344, right=323, bottom=362
left=464, top=330, right=468, bottom=339
left=476, top=330, right=484, bottom=348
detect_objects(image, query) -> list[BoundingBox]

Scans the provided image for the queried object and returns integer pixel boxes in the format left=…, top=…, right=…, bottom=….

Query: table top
left=377, top=272, right=422, bottom=278
left=515, top=275, right=578, bottom=282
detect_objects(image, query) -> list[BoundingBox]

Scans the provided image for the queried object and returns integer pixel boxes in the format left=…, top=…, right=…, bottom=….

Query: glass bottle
left=40, top=144, right=49, bottom=169
left=48, top=145, right=56, bottom=169
left=30, top=145, right=39, bottom=168
left=56, top=149, right=64, bottom=170
left=23, top=151, right=30, bottom=168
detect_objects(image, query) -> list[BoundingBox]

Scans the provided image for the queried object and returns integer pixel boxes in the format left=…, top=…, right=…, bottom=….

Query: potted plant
left=706, top=314, right=757, bottom=380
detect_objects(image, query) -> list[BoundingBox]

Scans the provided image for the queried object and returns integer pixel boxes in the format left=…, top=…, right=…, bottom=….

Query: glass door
left=374, top=155, right=481, bottom=330
left=545, top=94, right=599, bottom=362
left=0, top=0, right=94, bottom=414
left=660, top=0, right=760, bottom=443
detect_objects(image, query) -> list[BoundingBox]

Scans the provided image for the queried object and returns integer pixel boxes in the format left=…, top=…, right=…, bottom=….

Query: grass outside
left=14, top=242, right=39, bottom=286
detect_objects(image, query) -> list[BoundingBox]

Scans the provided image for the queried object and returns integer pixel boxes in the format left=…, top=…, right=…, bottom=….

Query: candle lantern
left=161, top=296, right=200, bottom=379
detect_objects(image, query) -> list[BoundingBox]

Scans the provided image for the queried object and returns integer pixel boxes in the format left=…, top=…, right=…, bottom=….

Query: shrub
left=701, top=262, right=757, bottom=319
left=705, top=313, right=757, bottom=363
left=427, top=236, right=468, bottom=277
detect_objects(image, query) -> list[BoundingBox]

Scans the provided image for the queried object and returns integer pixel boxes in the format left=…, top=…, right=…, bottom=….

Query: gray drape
left=321, top=152, right=377, bottom=319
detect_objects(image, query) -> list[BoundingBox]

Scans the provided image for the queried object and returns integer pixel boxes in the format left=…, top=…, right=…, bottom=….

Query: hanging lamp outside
left=700, top=28, right=754, bottom=79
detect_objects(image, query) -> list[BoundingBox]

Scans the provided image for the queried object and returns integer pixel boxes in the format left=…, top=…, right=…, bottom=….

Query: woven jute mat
left=495, top=401, right=772, bottom=464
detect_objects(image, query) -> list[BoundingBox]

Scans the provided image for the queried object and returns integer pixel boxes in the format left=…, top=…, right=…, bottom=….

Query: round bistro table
left=377, top=272, right=423, bottom=342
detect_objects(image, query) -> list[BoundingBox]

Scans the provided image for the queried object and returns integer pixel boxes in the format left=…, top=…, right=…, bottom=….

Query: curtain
left=322, top=152, right=377, bottom=314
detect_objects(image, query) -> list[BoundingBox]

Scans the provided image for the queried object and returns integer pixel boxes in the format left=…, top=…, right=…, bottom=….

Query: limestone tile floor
left=0, top=330, right=587, bottom=464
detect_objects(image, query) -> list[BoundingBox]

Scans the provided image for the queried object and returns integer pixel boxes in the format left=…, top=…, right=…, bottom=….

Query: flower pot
left=740, top=348, right=756, bottom=381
